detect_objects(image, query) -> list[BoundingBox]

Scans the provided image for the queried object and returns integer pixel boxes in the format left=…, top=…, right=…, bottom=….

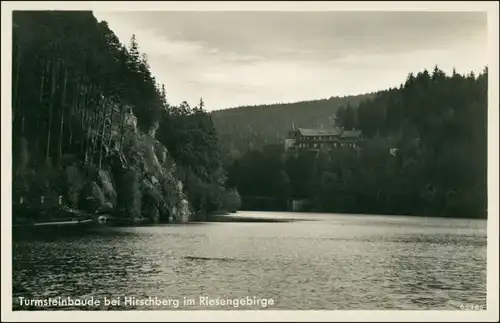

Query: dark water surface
left=12, top=212, right=487, bottom=310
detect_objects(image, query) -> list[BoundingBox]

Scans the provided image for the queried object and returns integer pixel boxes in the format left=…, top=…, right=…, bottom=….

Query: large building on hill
left=284, top=124, right=363, bottom=152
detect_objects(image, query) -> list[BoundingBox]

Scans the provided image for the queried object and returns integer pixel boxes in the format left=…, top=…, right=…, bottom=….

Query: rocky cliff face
left=14, top=105, right=193, bottom=224
left=93, top=107, right=193, bottom=223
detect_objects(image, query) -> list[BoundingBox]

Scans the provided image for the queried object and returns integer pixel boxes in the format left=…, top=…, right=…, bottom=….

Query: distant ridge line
left=211, top=92, right=379, bottom=113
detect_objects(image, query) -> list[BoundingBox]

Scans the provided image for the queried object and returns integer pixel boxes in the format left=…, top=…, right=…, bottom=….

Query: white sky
left=93, top=10, right=488, bottom=111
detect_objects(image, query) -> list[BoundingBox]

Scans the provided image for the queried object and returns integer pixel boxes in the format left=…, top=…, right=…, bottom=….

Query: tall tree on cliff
left=12, top=12, right=165, bottom=201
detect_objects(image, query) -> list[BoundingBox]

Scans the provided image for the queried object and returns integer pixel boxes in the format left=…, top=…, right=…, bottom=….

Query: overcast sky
left=93, top=11, right=488, bottom=111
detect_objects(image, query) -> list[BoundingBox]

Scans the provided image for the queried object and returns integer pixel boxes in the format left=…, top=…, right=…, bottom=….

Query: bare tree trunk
left=84, top=86, right=96, bottom=166
left=88, top=107, right=99, bottom=166
left=106, top=105, right=115, bottom=155
left=35, top=56, right=47, bottom=164
left=84, top=112, right=93, bottom=166
left=39, top=57, right=46, bottom=105
left=98, top=100, right=111, bottom=169
left=80, top=85, right=87, bottom=127
left=81, top=85, right=92, bottom=155
left=45, top=57, right=57, bottom=165
left=85, top=90, right=101, bottom=166
left=58, top=66, right=67, bottom=164
left=108, top=105, right=115, bottom=141
left=90, top=100, right=103, bottom=166
left=90, top=96, right=109, bottom=166
left=82, top=85, right=92, bottom=129
left=80, top=108, right=86, bottom=154
left=68, top=83, right=79, bottom=149
left=119, top=104, right=126, bottom=152
left=79, top=86, right=87, bottom=154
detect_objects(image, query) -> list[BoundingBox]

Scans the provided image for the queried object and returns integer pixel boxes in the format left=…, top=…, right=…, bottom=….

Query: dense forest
left=11, top=11, right=488, bottom=222
left=224, top=67, right=488, bottom=218
left=210, top=93, right=375, bottom=164
left=11, top=11, right=241, bottom=224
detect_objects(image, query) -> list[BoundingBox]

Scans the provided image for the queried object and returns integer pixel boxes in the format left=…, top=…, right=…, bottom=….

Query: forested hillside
left=12, top=11, right=240, bottom=224
left=10, top=11, right=488, bottom=222
left=210, top=93, right=375, bottom=163
left=226, top=67, right=488, bottom=218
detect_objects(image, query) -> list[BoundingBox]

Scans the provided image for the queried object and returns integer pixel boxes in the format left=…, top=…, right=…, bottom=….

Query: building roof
left=340, top=130, right=362, bottom=139
left=295, top=127, right=362, bottom=138
left=297, top=128, right=343, bottom=137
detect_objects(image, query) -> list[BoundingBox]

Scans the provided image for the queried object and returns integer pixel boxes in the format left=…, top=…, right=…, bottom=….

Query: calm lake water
left=12, top=212, right=487, bottom=310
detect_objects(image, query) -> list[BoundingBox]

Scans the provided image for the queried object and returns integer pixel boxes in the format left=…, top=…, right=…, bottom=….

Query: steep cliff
left=12, top=11, right=240, bottom=225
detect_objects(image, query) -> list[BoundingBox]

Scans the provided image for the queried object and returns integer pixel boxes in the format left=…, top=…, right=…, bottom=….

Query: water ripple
left=12, top=212, right=487, bottom=310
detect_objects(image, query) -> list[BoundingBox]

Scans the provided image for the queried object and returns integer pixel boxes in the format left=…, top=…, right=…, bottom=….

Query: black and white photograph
left=1, top=1, right=499, bottom=322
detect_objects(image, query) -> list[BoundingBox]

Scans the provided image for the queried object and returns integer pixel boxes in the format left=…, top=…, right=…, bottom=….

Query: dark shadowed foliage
left=224, top=67, right=488, bottom=218
left=12, top=11, right=239, bottom=223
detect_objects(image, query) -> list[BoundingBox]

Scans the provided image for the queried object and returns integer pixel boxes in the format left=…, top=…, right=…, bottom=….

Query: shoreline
left=12, top=210, right=486, bottom=240
left=208, top=214, right=304, bottom=223
left=12, top=208, right=487, bottom=232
